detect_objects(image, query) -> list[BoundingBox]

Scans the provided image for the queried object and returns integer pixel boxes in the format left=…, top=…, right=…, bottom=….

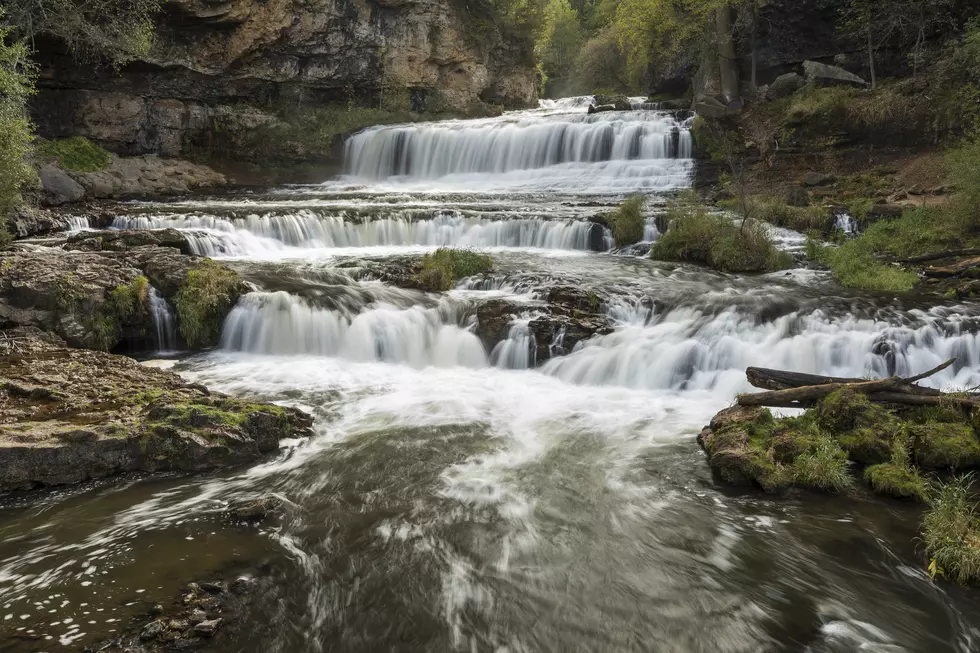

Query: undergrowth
left=36, top=136, right=111, bottom=172
left=416, top=248, right=493, bottom=292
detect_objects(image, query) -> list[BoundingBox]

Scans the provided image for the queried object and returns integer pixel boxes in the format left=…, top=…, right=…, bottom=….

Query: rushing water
left=4, top=98, right=980, bottom=652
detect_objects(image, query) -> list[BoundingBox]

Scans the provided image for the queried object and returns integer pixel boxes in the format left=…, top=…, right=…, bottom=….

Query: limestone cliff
left=30, top=0, right=537, bottom=163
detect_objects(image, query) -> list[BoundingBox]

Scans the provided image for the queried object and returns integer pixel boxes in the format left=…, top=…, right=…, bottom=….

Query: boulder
left=589, top=104, right=617, bottom=114
left=802, top=172, right=836, bottom=187
left=67, top=228, right=194, bottom=256
left=6, top=205, right=70, bottom=238
left=802, top=60, right=868, bottom=88
left=0, top=327, right=313, bottom=491
left=39, top=165, right=85, bottom=206
left=593, top=93, right=632, bottom=111
left=768, top=72, right=805, bottom=99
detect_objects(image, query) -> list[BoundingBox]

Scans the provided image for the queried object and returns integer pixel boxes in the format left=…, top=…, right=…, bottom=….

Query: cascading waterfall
left=148, top=287, right=178, bottom=351
left=344, top=109, right=693, bottom=180
left=490, top=320, right=536, bottom=370
left=220, top=291, right=487, bottom=368
left=113, top=212, right=608, bottom=255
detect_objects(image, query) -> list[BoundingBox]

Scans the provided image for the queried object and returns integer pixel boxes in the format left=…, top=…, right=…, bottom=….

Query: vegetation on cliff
left=416, top=249, right=494, bottom=292
left=0, top=14, right=36, bottom=224
left=36, top=137, right=111, bottom=172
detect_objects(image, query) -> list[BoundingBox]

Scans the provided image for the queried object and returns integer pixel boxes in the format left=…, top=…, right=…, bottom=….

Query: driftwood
left=738, top=359, right=977, bottom=409
left=896, top=248, right=980, bottom=265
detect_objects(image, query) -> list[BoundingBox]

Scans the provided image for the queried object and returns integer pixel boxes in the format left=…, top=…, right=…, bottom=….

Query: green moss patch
left=174, top=259, right=244, bottom=348
left=865, top=463, right=929, bottom=501
left=416, top=248, right=493, bottom=292
left=37, top=137, right=111, bottom=172
left=913, top=422, right=980, bottom=470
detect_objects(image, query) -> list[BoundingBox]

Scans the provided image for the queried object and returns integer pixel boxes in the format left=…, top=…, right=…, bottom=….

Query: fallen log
left=738, top=359, right=962, bottom=409
left=896, top=248, right=980, bottom=265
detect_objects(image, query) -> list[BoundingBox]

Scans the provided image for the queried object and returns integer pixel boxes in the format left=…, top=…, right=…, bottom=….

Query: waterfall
left=835, top=211, right=859, bottom=234
left=148, top=287, right=178, bottom=351
left=67, top=216, right=90, bottom=231
left=490, top=320, right=536, bottom=370
left=220, top=292, right=487, bottom=368
left=344, top=110, right=693, bottom=180
left=113, top=213, right=609, bottom=255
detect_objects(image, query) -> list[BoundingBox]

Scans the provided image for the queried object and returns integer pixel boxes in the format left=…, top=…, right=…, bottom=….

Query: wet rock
left=39, top=165, right=86, bottom=206
left=140, top=620, right=165, bottom=640
left=66, top=229, right=194, bottom=256
left=6, top=205, right=70, bottom=239
left=589, top=104, right=617, bottom=114
left=226, top=496, right=283, bottom=522
left=148, top=604, right=164, bottom=616
left=199, top=581, right=226, bottom=594
left=593, top=93, right=632, bottom=111
left=230, top=577, right=255, bottom=595
left=193, top=618, right=222, bottom=637
left=0, top=327, right=313, bottom=491
left=187, top=609, right=207, bottom=625
left=802, top=60, right=868, bottom=88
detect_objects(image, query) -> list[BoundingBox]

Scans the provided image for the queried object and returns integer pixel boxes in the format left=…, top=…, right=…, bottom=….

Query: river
left=3, top=98, right=980, bottom=652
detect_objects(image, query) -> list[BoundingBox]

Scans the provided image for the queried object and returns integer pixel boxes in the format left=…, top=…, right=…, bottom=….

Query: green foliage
left=809, top=238, right=919, bottom=293
left=535, top=0, right=584, bottom=92
left=946, top=134, right=980, bottom=232
left=719, top=195, right=831, bottom=234
left=4, top=0, right=162, bottom=64
left=791, top=438, right=853, bottom=492
left=109, top=275, right=149, bottom=319
left=174, top=259, right=243, bottom=348
left=416, top=248, right=494, bottom=292
left=865, top=463, right=929, bottom=501
left=570, top=27, right=630, bottom=94
left=922, top=475, right=980, bottom=584
left=651, top=198, right=791, bottom=273
left=36, top=137, right=111, bottom=172
left=0, top=13, right=37, bottom=219
left=609, top=195, right=645, bottom=247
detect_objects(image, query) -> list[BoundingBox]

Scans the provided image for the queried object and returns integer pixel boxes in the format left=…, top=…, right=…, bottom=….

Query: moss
left=913, top=422, right=980, bottom=470
left=416, top=248, right=493, bottom=292
left=609, top=195, right=645, bottom=247
left=53, top=273, right=151, bottom=351
left=922, top=476, right=980, bottom=584
left=36, top=137, right=111, bottom=172
left=651, top=199, right=791, bottom=273
left=174, top=259, right=243, bottom=348
left=864, top=463, right=929, bottom=501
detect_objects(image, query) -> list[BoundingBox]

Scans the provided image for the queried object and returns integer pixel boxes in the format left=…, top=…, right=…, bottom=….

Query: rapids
left=4, top=97, right=980, bottom=652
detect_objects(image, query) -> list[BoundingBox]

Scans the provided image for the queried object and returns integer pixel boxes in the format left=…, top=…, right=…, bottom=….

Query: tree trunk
left=716, top=4, right=740, bottom=103
left=866, top=11, right=876, bottom=89
left=750, top=4, right=758, bottom=88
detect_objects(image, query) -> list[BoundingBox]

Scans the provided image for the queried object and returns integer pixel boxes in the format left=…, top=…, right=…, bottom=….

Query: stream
left=3, top=98, right=980, bottom=652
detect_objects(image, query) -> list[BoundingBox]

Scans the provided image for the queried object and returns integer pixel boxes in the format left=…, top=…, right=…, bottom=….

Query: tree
left=536, top=0, right=584, bottom=93
left=3, top=0, right=162, bottom=63
left=571, top=27, right=631, bottom=93
left=0, top=11, right=37, bottom=219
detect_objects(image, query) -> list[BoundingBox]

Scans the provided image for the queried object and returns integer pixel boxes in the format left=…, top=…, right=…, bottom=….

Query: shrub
left=0, top=18, right=37, bottom=218
left=609, top=195, right=645, bottom=247
left=651, top=200, right=792, bottom=273
left=416, top=248, right=493, bottom=292
left=174, top=259, right=244, bottom=348
left=36, top=136, right=111, bottom=172
left=922, top=475, right=980, bottom=584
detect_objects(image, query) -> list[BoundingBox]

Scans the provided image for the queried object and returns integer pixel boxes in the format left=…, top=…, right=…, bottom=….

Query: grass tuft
left=791, top=438, right=853, bottom=492
left=609, top=195, right=646, bottom=247
left=174, top=259, right=243, bottom=348
left=416, top=248, right=493, bottom=292
left=922, top=475, right=980, bottom=584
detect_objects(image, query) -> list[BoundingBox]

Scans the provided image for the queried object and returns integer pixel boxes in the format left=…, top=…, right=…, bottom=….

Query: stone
left=0, top=327, right=314, bottom=491
left=802, top=60, right=868, bottom=88
left=785, top=186, right=810, bottom=207
left=140, top=620, right=165, bottom=640
left=593, top=93, right=632, bottom=111
left=694, top=95, right=728, bottom=119
left=193, top=618, right=222, bottom=637
left=66, top=228, right=194, bottom=256
left=5, top=205, right=69, bottom=239
left=591, top=104, right=617, bottom=113
left=768, top=72, right=805, bottom=99
left=227, top=497, right=283, bottom=522
left=802, top=172, right=836, bottom=187
left=39, top=165, right=85, bottom=206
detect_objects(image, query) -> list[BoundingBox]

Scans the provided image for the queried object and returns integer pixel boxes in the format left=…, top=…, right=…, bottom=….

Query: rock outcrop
left=30, top=0, right=537, bottom=163
left=64, top=155, right=227, bottom=199
left=0, top=328, right=313, bottom=491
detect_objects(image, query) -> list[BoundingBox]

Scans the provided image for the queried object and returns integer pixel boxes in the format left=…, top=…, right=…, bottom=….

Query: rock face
left=39, top=165, right=85, bottom=206
left=67, top=155, right=227, bottom=199
left=30, top=0, right=537, bottom=162
left=0, top=328, right=313, bottom=491
left=5, top=205, right=71, bottom=239
left=802, top=60, right=868, bottom=88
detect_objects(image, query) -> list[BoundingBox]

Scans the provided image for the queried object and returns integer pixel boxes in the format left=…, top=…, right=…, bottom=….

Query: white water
left=344, top=106, right=692, bottom=181
left=490, top=319, right=536, bottom=370
left=113, top=212, right=606, bottom=256
left=148, top=286, right=178, bottom=351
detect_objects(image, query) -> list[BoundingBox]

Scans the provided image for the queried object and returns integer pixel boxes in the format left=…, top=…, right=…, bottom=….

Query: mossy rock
left=835, top=427, right=894, bottom=465
left=174, top=259, right=246, bottom=348
left=816, top=389, right=895, bottom=432
left=913, top=422, right=980, bottom=470
left=864, top=463, right=929, bottom=501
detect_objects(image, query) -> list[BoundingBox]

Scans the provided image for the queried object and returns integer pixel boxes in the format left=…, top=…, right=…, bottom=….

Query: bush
left=922, top=475, right=980, bottom=584
left=0, top=19, right=37, bottom=218
left=416, top=248, right=493, bottom=292
left=651, top=200, right=792, bottom=273
left=36, top=136, right=111, bottom=172
left=609, top=195, right=645, bottom=247
left=174, top=259, right=244, bottom=348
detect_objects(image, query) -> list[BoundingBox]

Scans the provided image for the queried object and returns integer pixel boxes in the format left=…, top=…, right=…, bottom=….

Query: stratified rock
left=6, top=205, right=70, bottom=239
left=768, top=72, right=805, bottom=99
left=39, top=165, right=86, bottom=206
left=802, top=60, right=868, bottom=88
left=67, top=229, right=194, bottom=256
left=193, top=619, right=222, bottom=637
left=0, top=327, right=313, bottom=491
left=68, top=155, right=226, bottom=199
